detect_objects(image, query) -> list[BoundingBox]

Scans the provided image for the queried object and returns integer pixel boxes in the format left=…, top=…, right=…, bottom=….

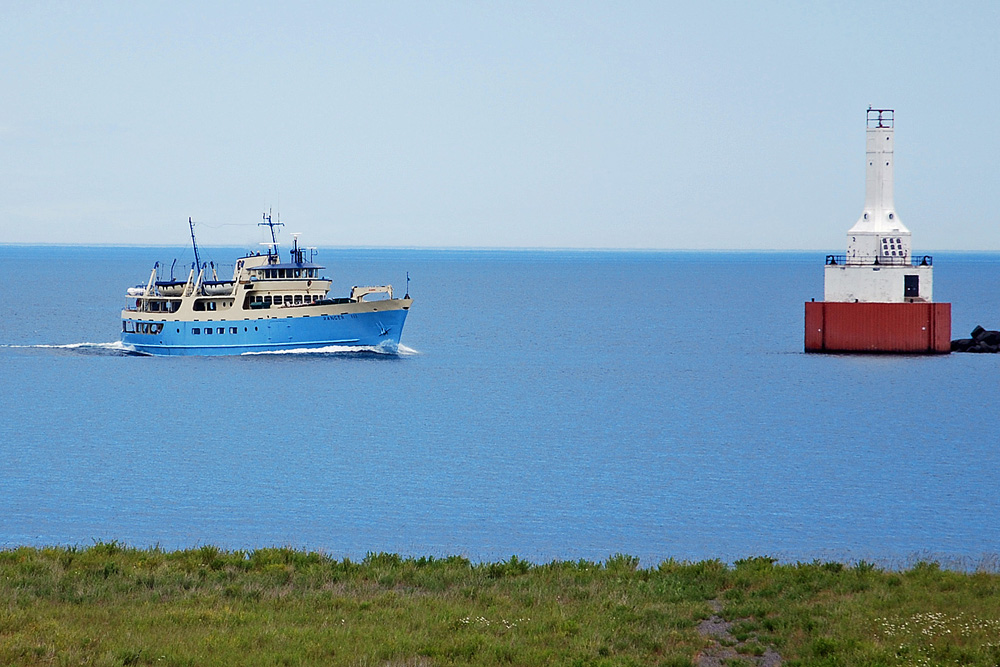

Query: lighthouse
left=805, top=109, right=951, bottom=353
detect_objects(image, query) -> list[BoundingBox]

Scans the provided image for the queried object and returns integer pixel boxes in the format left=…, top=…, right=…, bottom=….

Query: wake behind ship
left=121, top=215, right=412, bottom=356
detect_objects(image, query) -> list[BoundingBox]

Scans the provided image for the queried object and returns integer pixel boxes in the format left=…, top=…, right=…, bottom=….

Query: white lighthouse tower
left=806, top=108, right=950, bottom=353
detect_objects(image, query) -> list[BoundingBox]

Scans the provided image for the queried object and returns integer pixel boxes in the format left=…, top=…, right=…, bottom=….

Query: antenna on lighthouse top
left=867, top=108, right=893, bottom=129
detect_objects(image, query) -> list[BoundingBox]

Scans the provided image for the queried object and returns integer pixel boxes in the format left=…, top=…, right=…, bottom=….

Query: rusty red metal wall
left=804, top=301, right=951, bottom=353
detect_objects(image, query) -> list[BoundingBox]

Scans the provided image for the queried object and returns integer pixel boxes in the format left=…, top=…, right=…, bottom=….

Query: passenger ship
left=121, top=215, right=412, bottom=356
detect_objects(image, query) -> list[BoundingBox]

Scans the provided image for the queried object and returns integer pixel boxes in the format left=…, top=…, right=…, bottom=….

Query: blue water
left=2, top=246, right=999, bottom=567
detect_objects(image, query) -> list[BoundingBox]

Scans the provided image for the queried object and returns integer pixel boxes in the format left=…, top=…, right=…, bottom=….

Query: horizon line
left=2, top=242, right=999, bottom=254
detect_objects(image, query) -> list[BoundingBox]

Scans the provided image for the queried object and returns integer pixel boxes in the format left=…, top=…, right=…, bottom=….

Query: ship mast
left=259, top=209, right=284, bottom=258
left=188, top=217, right=202, bottom=272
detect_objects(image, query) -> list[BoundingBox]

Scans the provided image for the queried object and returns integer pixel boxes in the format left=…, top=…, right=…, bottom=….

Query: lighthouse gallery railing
left=825, top=255, right=932, bottom=267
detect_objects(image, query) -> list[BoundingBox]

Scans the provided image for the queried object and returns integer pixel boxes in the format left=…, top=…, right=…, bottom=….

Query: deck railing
left=825, top=255, right=932, bottom=267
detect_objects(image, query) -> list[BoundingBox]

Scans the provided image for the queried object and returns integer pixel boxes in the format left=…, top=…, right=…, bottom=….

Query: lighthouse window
left=888, top=213, right=894, bottom=220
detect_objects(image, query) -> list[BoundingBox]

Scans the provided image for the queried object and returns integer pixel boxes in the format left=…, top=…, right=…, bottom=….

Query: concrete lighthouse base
left=804, top=301, right=951, bottom=354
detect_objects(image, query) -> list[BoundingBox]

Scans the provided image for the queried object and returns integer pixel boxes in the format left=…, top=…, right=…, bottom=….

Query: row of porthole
left=190, top=326, right=261, bottom=335
left=125, top=322, right=264, bottom=336
left=862, top=212, right=895, bottom=220
left=123, top=322, right=164, bottom=334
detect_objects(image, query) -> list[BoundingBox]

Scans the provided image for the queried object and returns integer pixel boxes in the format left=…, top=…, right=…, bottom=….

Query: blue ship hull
left=121, top=308, right=409, bottom=356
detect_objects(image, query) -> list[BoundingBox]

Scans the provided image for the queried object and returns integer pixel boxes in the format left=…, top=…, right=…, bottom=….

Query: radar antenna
left=259, top=209, right=284, bottom=256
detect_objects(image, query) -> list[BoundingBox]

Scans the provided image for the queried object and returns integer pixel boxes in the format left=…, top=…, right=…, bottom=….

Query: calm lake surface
left=2, top=246, right=999, bottom=567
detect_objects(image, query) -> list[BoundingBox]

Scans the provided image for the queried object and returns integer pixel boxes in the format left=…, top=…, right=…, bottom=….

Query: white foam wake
left=242, top=341, right=419, bottom=357
left=3, top=341, right=419, bottom=357
left=2, top=341, right=140, bottom=355
left=9, top=341, right=127, bottom=350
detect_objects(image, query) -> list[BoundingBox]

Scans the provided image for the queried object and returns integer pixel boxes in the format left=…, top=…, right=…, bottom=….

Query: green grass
left=1, top=545, right=999, bottom=665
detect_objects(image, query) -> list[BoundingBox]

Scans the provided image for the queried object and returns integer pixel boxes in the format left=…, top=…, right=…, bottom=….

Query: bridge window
left=294, top=295, right=302, bottom=304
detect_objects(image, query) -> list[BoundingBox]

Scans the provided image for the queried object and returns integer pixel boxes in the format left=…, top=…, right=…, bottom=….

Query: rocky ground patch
left=697, top=599, right=782, bottom=667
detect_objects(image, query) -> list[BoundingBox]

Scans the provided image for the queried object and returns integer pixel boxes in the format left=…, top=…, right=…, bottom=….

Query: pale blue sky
left=1, top=1, right=997, bottom=249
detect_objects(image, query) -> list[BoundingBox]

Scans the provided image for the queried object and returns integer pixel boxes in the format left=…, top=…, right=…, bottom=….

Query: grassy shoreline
left=3, top=544, right=1000, bottom=666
